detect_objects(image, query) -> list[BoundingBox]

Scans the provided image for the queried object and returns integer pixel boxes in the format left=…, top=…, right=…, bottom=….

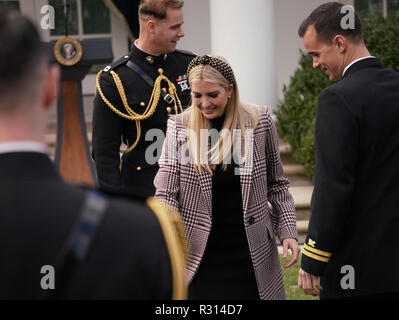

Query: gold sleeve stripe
left=146, top=197, right=187, bottom=300
left=304, top=244, right=332, bottom=258
left=302, top=248, right=330, bottom=263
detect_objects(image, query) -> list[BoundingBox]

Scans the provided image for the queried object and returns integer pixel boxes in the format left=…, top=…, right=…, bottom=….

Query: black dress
left=188, top=115, right=259, bottom=300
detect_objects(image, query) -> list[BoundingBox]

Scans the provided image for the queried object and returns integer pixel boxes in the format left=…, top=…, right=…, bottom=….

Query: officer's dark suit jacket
left=0, top=151, right=172, bottom=299
left=92, top=46, right=195, bottom=198
left=301, top=58, right=399, bottom=299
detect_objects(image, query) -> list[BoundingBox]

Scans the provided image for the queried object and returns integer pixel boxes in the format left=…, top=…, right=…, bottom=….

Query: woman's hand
left=282, top=238, right=300, bottom=268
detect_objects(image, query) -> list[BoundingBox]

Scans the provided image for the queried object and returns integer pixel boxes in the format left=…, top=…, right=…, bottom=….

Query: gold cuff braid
left=95, top=68, right=184, bottom=153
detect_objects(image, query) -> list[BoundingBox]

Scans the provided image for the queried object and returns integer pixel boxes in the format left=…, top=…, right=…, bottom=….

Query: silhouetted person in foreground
left=0, top=7, right=185, bottom=300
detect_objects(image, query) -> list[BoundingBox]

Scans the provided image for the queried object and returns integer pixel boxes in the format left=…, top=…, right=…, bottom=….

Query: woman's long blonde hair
left=185, top=55, right=259, bottom=174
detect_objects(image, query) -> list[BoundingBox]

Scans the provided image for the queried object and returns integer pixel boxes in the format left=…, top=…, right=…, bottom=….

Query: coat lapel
left=197, top=168, right=213, bottom=218
left=239, top=117, right=255, bottom=217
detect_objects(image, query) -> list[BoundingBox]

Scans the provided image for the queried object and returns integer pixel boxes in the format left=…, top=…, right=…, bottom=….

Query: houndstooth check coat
left=154, top=105, right=297, bottom=300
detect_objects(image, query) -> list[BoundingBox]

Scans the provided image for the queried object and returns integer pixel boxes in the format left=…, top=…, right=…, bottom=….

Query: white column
left=179, top=0, right=211, bottom=55
left=382, top=0, right=388, bottom=18
left=209, top=0, right=276, bottom=109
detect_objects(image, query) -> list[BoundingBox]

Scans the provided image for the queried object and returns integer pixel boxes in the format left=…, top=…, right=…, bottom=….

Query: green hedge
left=275, top=16, right=399, bottom=180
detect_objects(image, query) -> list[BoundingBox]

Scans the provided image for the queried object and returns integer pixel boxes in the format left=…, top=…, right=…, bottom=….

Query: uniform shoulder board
left=175, top=49, right=197, bottom=57
left=102, top=53, right=131, bottom=73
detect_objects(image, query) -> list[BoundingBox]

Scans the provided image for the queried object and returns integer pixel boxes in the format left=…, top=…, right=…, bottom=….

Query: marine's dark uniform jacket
left=92, top=45, right=195, bottom=197
left=0, top=151, right=186, bottom=299
left=301, top=58, right=399, bottom=299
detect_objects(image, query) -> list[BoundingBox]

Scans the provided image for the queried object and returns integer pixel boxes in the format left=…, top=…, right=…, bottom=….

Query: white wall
left=178, top=0, right=211, bottom=55
left=274, top=0, right=332, bottom=104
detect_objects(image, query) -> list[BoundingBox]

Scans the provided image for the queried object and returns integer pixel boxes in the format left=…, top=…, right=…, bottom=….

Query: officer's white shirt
left=342, top=56, right=376, bottom=77
left=134, top=40, right=161, bottom=56
left=0, top=141, right=48, bottom=155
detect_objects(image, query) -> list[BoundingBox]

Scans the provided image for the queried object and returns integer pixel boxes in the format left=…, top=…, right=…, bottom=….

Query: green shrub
left=275, top=53, right=332, bottom=180
left=363, top=16, right=399, bottom=71
left=276, top=16, right=399, bottom=179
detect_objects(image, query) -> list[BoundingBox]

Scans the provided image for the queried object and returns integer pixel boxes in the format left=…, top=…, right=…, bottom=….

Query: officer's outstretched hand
left=282, top=238, right=300, bottom=268
left=298, top=268, right=323, bottom=296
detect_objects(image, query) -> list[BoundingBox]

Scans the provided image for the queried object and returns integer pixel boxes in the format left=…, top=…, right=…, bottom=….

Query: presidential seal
left=54, top=37, right=83, bottom=66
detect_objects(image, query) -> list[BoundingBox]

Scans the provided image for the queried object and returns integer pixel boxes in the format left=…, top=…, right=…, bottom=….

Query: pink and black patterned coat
left=154, top=105, right=297, bottom=300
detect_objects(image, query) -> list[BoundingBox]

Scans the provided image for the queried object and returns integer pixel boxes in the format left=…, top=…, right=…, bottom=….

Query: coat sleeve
left=91, top=72, right=123, bottom=193
left=154, top=116, right=180, bottom=212
left=301, top=88, right=359, bottom=276
left=263, top=106, right=298, bottom=242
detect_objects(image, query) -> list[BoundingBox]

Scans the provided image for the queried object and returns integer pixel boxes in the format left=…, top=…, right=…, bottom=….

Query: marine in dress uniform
left=92, top=44, right=195, bottom=197
left=0, top=148, right=187, bottom=299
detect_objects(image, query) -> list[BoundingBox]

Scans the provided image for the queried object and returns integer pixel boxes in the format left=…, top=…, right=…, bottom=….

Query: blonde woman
left=154, top=55, right=300, bottom=300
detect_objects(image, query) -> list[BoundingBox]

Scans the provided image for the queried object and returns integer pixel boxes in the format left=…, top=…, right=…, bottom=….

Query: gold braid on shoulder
left=96, top=68, right=183, bottom=153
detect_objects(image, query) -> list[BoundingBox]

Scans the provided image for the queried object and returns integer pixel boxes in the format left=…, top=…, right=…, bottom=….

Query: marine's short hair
left=0, top=7, right=47, bottom=105
left=139, top=0, right=184, bottom=21
left=298, top=2, right=363, bottom=44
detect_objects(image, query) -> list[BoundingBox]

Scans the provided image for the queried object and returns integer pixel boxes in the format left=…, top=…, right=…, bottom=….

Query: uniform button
left=248, top=217, right=255, bottom=225
left=140, top=102, right=145, bottom=107
left=166, top=107, right=172, bottom=113
left=162, top=88, right=168, bottom=93
left=136, top=166, right=142, bottom=171
left=124, top=55, right=129, bottom=59
left=158, top=68, right=163, bottom=74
